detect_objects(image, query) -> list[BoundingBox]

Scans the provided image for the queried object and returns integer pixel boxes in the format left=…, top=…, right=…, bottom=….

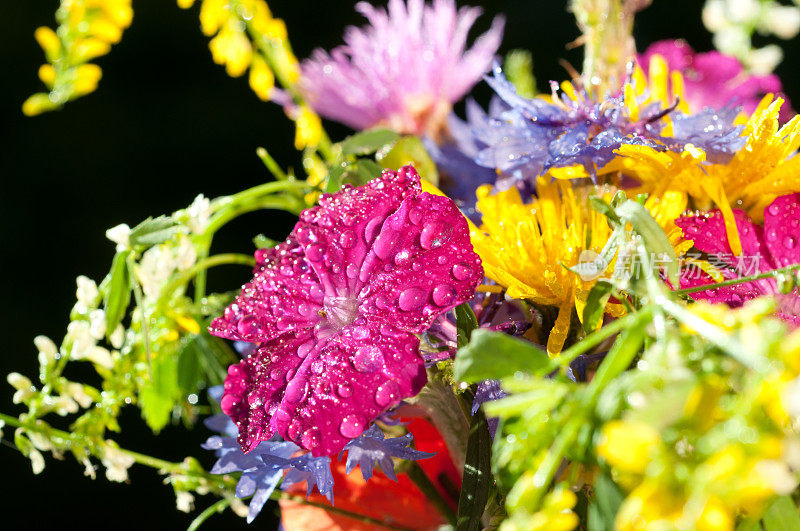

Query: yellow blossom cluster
left=23, top=0, right=133, bottom=116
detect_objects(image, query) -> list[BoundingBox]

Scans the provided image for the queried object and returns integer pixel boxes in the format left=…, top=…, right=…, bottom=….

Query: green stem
left=187, top=498, right=230, bottom=531
left=403, top=461, right=457, bottom=526
left=157, top=253, right=256, bottom=311
left=673, top=264, right=800, bottom=296
left=129, top=254, right=153, bottom=379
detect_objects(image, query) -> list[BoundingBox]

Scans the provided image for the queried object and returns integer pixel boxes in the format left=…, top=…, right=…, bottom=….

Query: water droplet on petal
left=237, top=315, right=263, bottom=338
left=768, top=203, right=781, bottom=216
left=375, top=294, right=392, bottom=310
left=451, top=263, right=472, bottom=281
left=420, top=222, right=451, bottom=250
left=432, top=284, right=457, bottom=306
left=269, top=369, right=281, bottom=380
left=306, top=244, right=325, bottom=262
left=339, top=230, right=357, bottom=249
left=346, top=263, right=359, bottom=279
left=301, top=427, right=321, bottom=449
left=784, top=236, right=796, bottom=249
left=297, top=341, right=315, bottom=358
left=373, top=228, right=400, bottom=260
left=311, top=360, right=325, bottom=374
left=339, top=414, right=366, bottom=438
left=409, top=207, right=423, bottom=225
left=353, top=345, right=383, bottom=372
left=351, top=326, right=370, bottom=340
left=399, top=287, right=426, bottom=311
left=337, top=384, right=352, bottom=398
left=437, top=256, right=447, bottom=265
left=375, top=381, right=400, bottom=407
left=364, top=216, right=384, bottom=243
left=284, top=378, right=308, bottom=404
left=767, top=229, right=779, bottom=242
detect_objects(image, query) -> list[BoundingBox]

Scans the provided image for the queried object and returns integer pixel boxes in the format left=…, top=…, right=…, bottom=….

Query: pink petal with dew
left=295, top=167, right=420, bottom=297
left=763, top=193, right=800, bottom=268
left=208, top=237, right=324, bottom=342
left=220, top=328, right=316, bottom=452
left=679, top=269, right=767, bottom=306
left=359, top=191, right=484, bottom=333
left=676, top=209, right=775, bottom=274
left=271, top=321, right=426, bottom=456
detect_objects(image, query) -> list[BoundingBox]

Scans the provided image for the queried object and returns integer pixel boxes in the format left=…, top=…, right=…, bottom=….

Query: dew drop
left=351, top=326, right=371, bottom=340
left=409, top=207, right=423, bottom=225
left=337, top=384, right=352, bottom=398
left=364, top=216, right=384, bottom=243
left=306, top=244, right=325, bottom=262
left=432, top=284, right=457, bottom=306
left=373, top=229, right=400, bottom=260
left=236, top=315, right=263, bottom=338
left=412, top=262, right=422, bottom=271
left=784, top=236, right=797, bottom=249
left=767, top=229, right=779, bottom=242
left=451, top=263, right=472, bottom=281
left=346, top=263, right=359, bottom=279
left=399, top=287, right=426, bottom=311
left=301, top=427, right=321, bottom=449
left=311, top=360, right=325, bottom=374
left=298, top=303, right=315, bottom=318
left=297, top=341, right=315, bottom=358
left=437, top=256, right=447, bottom=265
left=339, top=414, right=366, bottom=438
left=394, top=249, right=411, bottom=265
left=339, top=230, right=357, bottom=249
left=276, top=316, right=292, bottom=331
left=352, top=345, right=383, bottom=372
left=284, top=378, right=308, bottom=404
left=768, top=203, right=781, bottom=216
left=375, top=381, right=399, bottom=407
left=375, top=294, right=392, bottom=310
left=269, top=369, right=281, bottom=380
left=420, top=222, right=451, bottom=250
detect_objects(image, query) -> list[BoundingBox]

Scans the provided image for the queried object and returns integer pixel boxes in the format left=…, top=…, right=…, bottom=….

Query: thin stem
left=157, top=253, right=256, bottom=311
left=187, top=498, right=230, bottom=531
left=673, top=263, right=800, bottom=296
left=403, top=461, right=457, bottom=526
left=129, top=254, right=153, bottom=379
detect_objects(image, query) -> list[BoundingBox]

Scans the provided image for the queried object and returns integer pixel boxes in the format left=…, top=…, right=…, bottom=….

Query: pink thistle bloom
left=639, top=39, right=793, bottom=121
left=209, top=166, right=483, bottom=456
left=299, top=0, right=504, bottom=137
left=676, top=193, right=800, bottom=326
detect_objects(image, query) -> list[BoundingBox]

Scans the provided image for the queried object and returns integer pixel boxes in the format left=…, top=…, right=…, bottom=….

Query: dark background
left=1, top=1, right=797, bottom=529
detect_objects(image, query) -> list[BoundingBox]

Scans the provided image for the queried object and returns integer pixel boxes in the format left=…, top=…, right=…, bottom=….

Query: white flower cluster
left=137, top=235, right=197, bottom=300
left=703, top=0, right=800, bottom=73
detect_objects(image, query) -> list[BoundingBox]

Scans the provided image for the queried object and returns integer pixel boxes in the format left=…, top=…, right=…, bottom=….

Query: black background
left=1, top=1, right=797, bottom=529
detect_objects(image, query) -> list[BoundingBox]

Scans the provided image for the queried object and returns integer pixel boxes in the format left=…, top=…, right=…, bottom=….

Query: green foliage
left=340, top=129, right=400, bottom=156
left=102, top=250, right=132, bottom=339
left=377, top=136, right=439, bottom=186
left=454, top=329, right=551, bottom=383
left=457, top=405, right=494, bottom=531
left=503, top=49, right=537, bottom=98
left=129, top=216, right=180, bottom=248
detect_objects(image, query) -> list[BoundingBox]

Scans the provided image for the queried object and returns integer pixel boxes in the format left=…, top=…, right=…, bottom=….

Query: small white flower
left=34, top=335, right=58, bottom=366
left=186, top=194, right=212, bottom=234
left=7, top=372, right=32, bottom=391
left=88, top=309, right=107, bottom=340
left=82, top=458, right=97, bottom=479
left=138, top=245, right=177, bottom=300
left=65, top=382, right=94, bottom=409
left=747, top=44, right=783, bottom=75
left=76, top=275, right=99, bottom=309
left=175, top=491, right=195, bottom=513
left=28, top=432, right=53, bottom=452
left=30, top=449, right=45, bottom=475
left=106, top=223, right=131, bottom=252
left=175, top=236, right=197, bottom=271
left=726, top=0, right=761, bottom=24
left=763, top=4, right=800, bottom=39
left=51, top=394, right=80, bottom=416
left=713, top=25, right=751, bottom=57
left=109, top=324, right=125, bottom=349
left=756, top=459, right=798, bottom=495
left=67, top=321, right=96, bottom=359
left=86, top=346, right=115, bottom=369
left=102, top=445, right=135, bottom=482
left=702, top=0, right=730, bottom=32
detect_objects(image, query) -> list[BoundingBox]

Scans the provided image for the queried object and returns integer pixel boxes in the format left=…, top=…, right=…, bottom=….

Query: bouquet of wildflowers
left=8, top=0, right=800, bottom=529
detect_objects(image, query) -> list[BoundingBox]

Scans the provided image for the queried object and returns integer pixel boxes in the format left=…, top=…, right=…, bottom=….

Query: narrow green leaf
left=582, top=280, right=613, bottom=333
left=102, top=250, right=132, bottom=339
left=763, top=496, right=800, bottom=531
left=615, top=199, right=679, bottom=288
left=140, top=353, right=180, bottom=432
left=455, top=328, right=551, bottom=383
left=341, top=129, right=399, bottom=156
left=177, top=335, right=203, bottom=395
left=377, top=136, right=439, bottom=186
left=324, top=164, right=346, bottom=194
left=129, top=216, right=179, bottom=247
left=355, top=159, right=384, bottom=184
left=455, top=302, right=478, bottom=349
left=252, top=234, right=279, bottom=249
left=503, top=49, right=537, bottom=98
left=587, top=472, right=624, bottom=531
left=456, top=407, right=493, bottom=531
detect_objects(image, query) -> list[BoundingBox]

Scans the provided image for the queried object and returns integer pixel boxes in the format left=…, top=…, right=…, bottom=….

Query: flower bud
left=34, top=26, right=61, bottom=61
left=22, top=93, right=58, bottom=117
left=76, top=275, right=100, bottom=308
left=72, top=64, right=103, bottom=97
left=35, top=335, right=59, bottom=366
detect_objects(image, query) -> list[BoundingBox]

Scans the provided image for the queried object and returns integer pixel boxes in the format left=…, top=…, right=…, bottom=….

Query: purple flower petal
left=340, top=423, right=435, bottom=481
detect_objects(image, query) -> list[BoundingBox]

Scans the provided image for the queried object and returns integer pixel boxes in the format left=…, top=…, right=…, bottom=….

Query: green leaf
left=129, top=216, right=179, bottom=247
left=324, top=164, right=347, bottom=194
left=139, top=353, right=180, bottom=432
left=177, top=336, right=203, bottom=395
left=586, top=472, right=624, bottom=531
left=763, top=496, right=800, bottom=531
left=178, top=332, right=236, bottom=393
left=456, top=406, right=493, bottom=531
left=377, top=136, right=439, bottom=186
left=341, top=129, right=399, bottom=156
left=355, top=159, right=384, bottom=184
left=582, top=280, right=613, bottom=333
left=455, top=328, right=551, bottom=383
left=455, top=302, right=478, bottom=349
left=615, top=199, right=679, bottom=288
left=589, top=195, right=621, bottom=226
left=736, top=519, right=763, bottom=531
left=503, top=49, right=537, bottom=98
left=102, top=250, right=132, bottom=339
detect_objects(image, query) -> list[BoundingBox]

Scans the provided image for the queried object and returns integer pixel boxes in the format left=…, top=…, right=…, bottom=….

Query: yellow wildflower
left=597, top=420, right=660, bottom=475
left=470, top=178, right=686, bottom=354
left=502, top=480, right=578, bottom=531
left=294, top=105, right=323, bottom=150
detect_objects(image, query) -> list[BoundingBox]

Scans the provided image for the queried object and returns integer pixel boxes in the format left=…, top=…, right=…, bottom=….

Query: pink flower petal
left=679, top=269, right=766, bottom=306
left=763, top=193, right=800, bottom=268
left=271, top=321, right=426, bottom=457
left=209, top=237, right=325, bottom=342
left=676, top=209, right=775, bottom=274
left=220, top=328, right=316, bottom=452
left=359, top=191, right=484, bottom=333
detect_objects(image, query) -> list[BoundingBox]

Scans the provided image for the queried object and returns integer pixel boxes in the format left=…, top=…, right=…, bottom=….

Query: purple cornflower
left=300, top=0, right=504, bottom=137
left=209, top=166, right=483, bottom=457
left=676, top=193, right=800, bottom=326
left=435, top=64, right=745, bottom=193
left=639, top=40, right=793, bottom=121
left=340, top=423, right=435, bottom=481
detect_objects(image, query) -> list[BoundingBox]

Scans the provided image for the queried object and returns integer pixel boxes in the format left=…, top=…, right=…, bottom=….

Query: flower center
left=319, top=295, right=359, bottom=332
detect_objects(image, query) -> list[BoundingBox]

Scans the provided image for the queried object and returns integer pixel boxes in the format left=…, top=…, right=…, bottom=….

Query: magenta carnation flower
left=299, top=0, right=504, bottom=137
left=209, top=166, right=483, bottom=456
left=676, top=193, right=800, bottom=326
left=639, top=39, right=793, bottom=121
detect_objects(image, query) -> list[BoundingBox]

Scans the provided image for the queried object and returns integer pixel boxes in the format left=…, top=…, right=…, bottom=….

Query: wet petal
left=272, top=322, right=426, bottom=457
left=763, top=193, right=800, bottom=267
